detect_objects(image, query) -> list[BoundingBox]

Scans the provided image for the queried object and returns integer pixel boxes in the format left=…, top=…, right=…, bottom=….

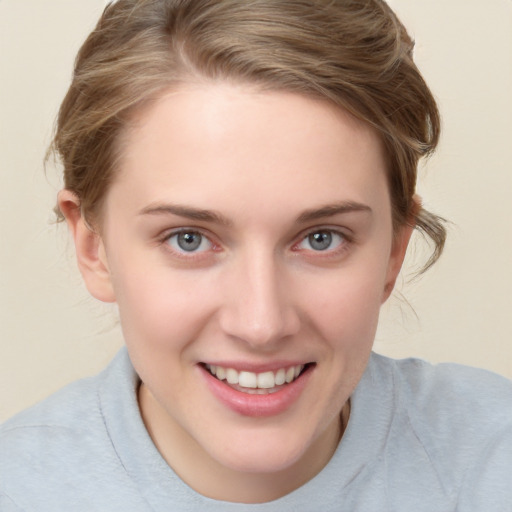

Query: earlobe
left=58, top=190, right=116, bottom=303
left=381, top=224, right=414, bottom=303
left=381, top=196, right=420, bottom=303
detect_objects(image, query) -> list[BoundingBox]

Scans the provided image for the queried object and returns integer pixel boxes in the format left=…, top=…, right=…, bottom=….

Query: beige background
left=1, top=0, right=511, bottom=422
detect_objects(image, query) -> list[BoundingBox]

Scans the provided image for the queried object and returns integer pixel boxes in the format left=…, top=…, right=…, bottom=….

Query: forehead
left=109, top=83, right=390, bottom=221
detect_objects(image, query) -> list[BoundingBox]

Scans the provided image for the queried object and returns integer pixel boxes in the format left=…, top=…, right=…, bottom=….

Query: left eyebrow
left=296, top=202, right=372, bottom=223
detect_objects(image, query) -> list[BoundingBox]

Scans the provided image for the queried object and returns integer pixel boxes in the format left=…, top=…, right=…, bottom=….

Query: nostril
left=219, top=307, right=301, bottom=348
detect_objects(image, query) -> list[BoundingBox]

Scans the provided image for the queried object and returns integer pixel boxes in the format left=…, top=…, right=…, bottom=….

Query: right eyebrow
left=138, top=202, right=233, bottom=227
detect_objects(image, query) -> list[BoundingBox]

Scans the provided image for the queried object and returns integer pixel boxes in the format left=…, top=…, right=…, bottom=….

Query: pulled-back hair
left=51, top=0, right=446, bottom=270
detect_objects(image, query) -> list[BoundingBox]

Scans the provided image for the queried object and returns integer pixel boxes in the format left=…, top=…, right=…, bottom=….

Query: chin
left=207, top=427, right=314, bottom=474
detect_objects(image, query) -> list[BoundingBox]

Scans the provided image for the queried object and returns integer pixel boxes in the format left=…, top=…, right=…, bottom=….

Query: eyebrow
left=295, top=202, right=372, bottom=223
left=139, top=203, right=233, bottom=226
left=138, top=200, right=372, bottom=226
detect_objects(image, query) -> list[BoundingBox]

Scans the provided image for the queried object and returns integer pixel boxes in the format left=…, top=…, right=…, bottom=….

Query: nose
left=218, top=250, right=300, bottom=349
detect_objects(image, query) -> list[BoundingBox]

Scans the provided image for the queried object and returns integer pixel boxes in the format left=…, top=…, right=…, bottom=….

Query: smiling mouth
left=202, top=363, right=314, bottom=395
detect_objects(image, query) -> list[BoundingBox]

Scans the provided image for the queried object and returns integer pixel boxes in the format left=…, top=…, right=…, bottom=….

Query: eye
left=166, top=230, right=213, bottom=253
left=296, top=230, right=345, bottom=252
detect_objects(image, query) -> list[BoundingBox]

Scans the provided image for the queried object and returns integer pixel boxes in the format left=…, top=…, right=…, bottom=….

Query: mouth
left=201, top=362, right=315, bottom=395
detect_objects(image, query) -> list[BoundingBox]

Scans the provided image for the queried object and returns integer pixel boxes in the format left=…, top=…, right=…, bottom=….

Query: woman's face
left=70, top=83, right=411, bottom=497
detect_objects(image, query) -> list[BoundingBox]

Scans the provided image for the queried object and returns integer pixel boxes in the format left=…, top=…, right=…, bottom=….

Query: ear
left=58, top=190, right=116, bottom=303
left=381, top=196, right=420, bottom=303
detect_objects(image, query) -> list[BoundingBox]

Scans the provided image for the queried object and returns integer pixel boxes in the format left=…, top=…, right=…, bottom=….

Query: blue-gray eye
left=298, top=230, right=344, bottom=251
left=168, top=231, right=212, bottom=253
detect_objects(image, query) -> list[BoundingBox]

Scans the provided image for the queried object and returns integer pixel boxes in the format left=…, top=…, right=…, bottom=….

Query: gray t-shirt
left=1, top=348, right=511, bottom=511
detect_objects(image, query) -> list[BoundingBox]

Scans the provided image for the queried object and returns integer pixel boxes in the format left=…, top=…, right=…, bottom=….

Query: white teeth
left=216, top=366, right=226, bottom=381
left=206, top=364, right=305, bottom=389
left=238, top=371, right=257, bottom=388
left=275, top=368, right=286, bottom=386
left=226, top=368, right=239, bottom=384
left=257, top=371, right=275, bottom=389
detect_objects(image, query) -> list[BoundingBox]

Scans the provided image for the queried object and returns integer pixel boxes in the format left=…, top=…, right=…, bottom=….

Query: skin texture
left=59, top=83, right=413, bottom=503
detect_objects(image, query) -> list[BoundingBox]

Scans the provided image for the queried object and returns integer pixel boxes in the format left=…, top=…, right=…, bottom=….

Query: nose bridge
left=220, top=245, right=298, bottom=347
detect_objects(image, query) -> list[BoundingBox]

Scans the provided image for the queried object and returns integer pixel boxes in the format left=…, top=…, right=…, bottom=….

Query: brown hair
left=50, top=0, right=446, bottom=270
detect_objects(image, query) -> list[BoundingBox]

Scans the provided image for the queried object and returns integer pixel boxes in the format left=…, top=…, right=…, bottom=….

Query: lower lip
left=200, top=365, right=313, bottom=417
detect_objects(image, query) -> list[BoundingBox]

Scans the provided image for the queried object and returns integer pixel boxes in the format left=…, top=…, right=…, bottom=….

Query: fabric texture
left=1, top=348, right=511, bottom=511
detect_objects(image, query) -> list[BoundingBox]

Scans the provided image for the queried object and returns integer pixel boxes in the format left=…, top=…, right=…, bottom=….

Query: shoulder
left=1, top=372, right=101, bottom=432
left=378, top=354, right=512, bottom=428
left=370, top=353, right=512, bottom=506
left=0, top=365, right=106, bottom=447
left=0, top=350, right=143, bottom=510
left=0, top=348, right=133, bottom=440
left=0, top=370, right=108, bottom=478
left=0, top=374, right=102, bottom=509
left=367, top=353, right=512, bottom=459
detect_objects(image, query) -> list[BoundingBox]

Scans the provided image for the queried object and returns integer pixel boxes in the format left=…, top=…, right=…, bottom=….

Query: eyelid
left=159, top=227, right=221, bottom=258
left=160, top=226, right=213, bottom=241
left=291, top=226, right=353, bottom=254
left=157, top=225, right=354, bottom=260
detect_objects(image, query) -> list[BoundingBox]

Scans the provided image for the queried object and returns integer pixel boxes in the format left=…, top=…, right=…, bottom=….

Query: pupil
left=177, top=232, right=202, bottom=251
left=309, top=231, right=332, bottom=251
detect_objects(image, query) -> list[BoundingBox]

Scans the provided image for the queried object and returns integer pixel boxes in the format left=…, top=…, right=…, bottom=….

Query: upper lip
left=199, top=361, right=314, bottom=373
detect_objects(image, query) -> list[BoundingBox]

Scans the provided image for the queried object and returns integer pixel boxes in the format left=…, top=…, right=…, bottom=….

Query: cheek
left=110, top=261, right=217, bottom=350
left=303, top=264, right=387, bottom=342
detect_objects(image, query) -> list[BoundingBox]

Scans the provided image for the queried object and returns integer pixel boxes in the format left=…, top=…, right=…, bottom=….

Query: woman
left=1, top=1, right=511, bottom=510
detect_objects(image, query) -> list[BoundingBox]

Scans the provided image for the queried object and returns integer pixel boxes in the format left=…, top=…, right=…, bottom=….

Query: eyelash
left=292, top=227, right=352, bottom=258
left=159, top=228, right=219, bottom=260
left=159, top=227, right=352, bottom=260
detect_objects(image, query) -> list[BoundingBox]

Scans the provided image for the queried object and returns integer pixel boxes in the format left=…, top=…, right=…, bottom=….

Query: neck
left=138, top=384, right=350, bottom=503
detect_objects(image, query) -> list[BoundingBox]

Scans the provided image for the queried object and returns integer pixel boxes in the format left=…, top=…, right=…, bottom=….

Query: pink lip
left=199, top=364, right=314, bottom=417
